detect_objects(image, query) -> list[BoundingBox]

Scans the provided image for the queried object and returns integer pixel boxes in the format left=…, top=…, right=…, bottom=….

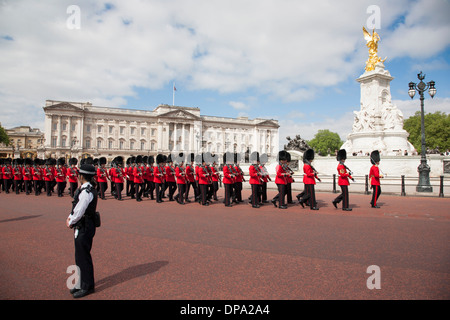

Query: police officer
left=66, top=163, right=98, bottom=298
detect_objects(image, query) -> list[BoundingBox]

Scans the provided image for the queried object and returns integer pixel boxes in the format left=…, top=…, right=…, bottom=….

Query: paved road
left=0, top=188, right=449, bottom=301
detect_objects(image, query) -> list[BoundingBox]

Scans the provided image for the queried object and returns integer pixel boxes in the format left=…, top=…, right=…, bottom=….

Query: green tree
left=0, top=125, right=10, bottom=146
left=404, top=111, right=450, bottom=154
left=308, top=129, right=343, bottom=156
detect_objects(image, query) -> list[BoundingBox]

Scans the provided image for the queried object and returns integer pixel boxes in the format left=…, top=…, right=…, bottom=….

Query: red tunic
left=97, top=167, right=109, bottom=183
left=337, top=163, right=352, bottom=186
left=197, top=166, right=209, bottom=185
left=302, top=164, right=316, bottom=185
left=153, top=165, right=165, bottom=184
left=165, top=165, right=176, bottom=183
left=175, top=166, right=186, bottom=184
left=185, top=165, right=195, bottom=183
left=249, top=164, right=261, bottom=185
left=369, top=165, right=380, bottom=186
left=22, top=167, right=33, bottom=181
left=275, top=164, right=287, bottom=185
left=222, top=165, right=234, bottom=184
left=133, top=166, right=144, bottom=184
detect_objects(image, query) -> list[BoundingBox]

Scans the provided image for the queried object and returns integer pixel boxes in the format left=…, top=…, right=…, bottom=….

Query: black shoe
left=279, top=205, right=287, bottom=209
left=371, top=205, right=380, bottom=208
left=185, top=199, right=191, bottom=203
left=332, top=201, right=338, bottom=209
left=343, top=208, right=352, bottom=211
left=271, top=199, right=277, bottom=208
left=73, top=288, right=95, bottom=298
left=202, top=203, right=209, bottom=206
left=69, top=288, right=80, bottom=294
left=225, top=204, right=233, bottom=207
left=311, top=207, right=319, bottom=210
left=252, top=205, right=260, bottom=208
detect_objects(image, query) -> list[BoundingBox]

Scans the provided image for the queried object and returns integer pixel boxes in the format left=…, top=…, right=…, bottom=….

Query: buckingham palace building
left=42, top=100, right=279, bottom=163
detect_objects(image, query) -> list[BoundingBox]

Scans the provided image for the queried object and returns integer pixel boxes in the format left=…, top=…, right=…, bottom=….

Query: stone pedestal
left=341, top=62, right=416, bottom=156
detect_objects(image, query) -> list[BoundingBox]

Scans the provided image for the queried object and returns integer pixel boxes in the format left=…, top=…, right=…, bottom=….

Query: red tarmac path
left=0, top=188, right=449, bottom=300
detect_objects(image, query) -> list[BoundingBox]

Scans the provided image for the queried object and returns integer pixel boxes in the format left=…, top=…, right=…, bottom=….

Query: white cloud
left=0, top=0, right=449, bottom=132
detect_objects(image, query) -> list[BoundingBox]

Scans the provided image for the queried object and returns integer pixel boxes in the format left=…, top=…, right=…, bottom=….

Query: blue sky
left=0, top=0, right=449, bottom=146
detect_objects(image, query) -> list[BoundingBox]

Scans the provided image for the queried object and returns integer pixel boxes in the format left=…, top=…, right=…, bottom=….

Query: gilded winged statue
left=363, top=26, right=386, bottom=71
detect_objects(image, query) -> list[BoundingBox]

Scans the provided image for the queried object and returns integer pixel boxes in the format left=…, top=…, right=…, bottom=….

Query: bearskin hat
left=148, top=155, right=154, bottom=164
left=166, top=154, right=173, bottom=163
left=24, top=158, right=33, bottom=166
left=99, top=157, right=107, bottom=165
left=250, top=151, right=260, bottom=163
left=210, top=153, right=218, bottom=164
left=115, top=156, right=124, bottom=165
left=69, top=157, right=78, bottom=166
left=136, top=155, right=143, bottom=164
left=303, top=149, right=315, bottom=162
left=370, top=150, right=380, bottom=164
left=156, top=154, right=165, bottom=164
left=175, top=152, right=185, bottom=164
left=57, top=157, right=65, bottom=166
left=278, top=150, right=288, bottom=161
left=130, top=156, right=136, bottom=164
left=337, top=149, right=347, bottom=161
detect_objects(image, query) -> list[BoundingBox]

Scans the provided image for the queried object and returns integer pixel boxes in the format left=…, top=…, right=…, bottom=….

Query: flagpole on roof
left=172, top=82, right=175, bottom=106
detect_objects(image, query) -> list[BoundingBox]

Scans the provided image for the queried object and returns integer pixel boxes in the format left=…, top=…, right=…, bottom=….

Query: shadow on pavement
left=95, top=261, right=169, bottom=293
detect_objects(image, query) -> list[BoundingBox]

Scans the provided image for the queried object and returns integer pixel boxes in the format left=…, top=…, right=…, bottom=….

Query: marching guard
left=272, top=150, right=288, bottom=209
left=249, top=152, right=262, bottom=208
left=297, top=149, right=320, bottom=210
left=174, top=153, right=186, bottom=205
left=332, top=149, right=353, bottom=211
left=68, top=158, right=79, bottom=198
left=369, top=150, right=383, bottom=208
left=154, top=154, right=166, bottom=203
left=97, top=157, right=109, bottom=200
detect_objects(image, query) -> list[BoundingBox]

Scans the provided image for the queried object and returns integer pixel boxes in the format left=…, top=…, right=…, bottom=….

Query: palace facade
left=42, top=100, right=279, bottom=163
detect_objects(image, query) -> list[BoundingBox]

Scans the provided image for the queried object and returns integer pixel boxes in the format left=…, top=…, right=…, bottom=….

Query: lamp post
left=408, top=71, right=436, bottom=192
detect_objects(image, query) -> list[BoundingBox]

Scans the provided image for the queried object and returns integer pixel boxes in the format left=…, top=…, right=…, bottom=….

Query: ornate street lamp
left=408, top=71, right=436, bottom=192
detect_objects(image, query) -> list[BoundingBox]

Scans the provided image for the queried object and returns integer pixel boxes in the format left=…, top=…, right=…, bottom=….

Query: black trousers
left=115, top=182, right=123, bottom=200
left=334, top=185, right=349, bottom=209
left=99, top=182, right=108, bottom=199
left=224, top=183, right=232, bottom=206
left=199, top=184, right=208, bottom=205
left=70, top=182, right=78, bottom=198
left=260, top=182, right=267, bottom=201
left=167, top=181, right=176, bottom=200
left=135, top=182, right=143, bottom=201
left=175, top=184, right=186, bottom=204
left=14, top=180, right=20, bottom=194
left=186, top=181, right=199, bottom=201
left=57, top=181, right=65, bottom=196
left=251, top=184, right=260, bottom=206
left=286, top=183, right=292, bottom=203
left=45, top=181, right=52, bottom=196
left=212, top=181, right=219, bottom=200
left=274, top=184, right=286, bottom=206
left=127, top=180, right=135, bottom=197
left=24, top=180, right=32, bottom=194
left=234, top=182, right=243, bottom=202
left=33, top=180, right=41, bottom=195
left=371, top=185, right=381, bottom=206
left=301, top=184, right=317, bottom=209
left=3, top=179, right=11, bottom=193
left=74, top=217, right=96, bottom=291
left=155, top=183, right=163, bottom=202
